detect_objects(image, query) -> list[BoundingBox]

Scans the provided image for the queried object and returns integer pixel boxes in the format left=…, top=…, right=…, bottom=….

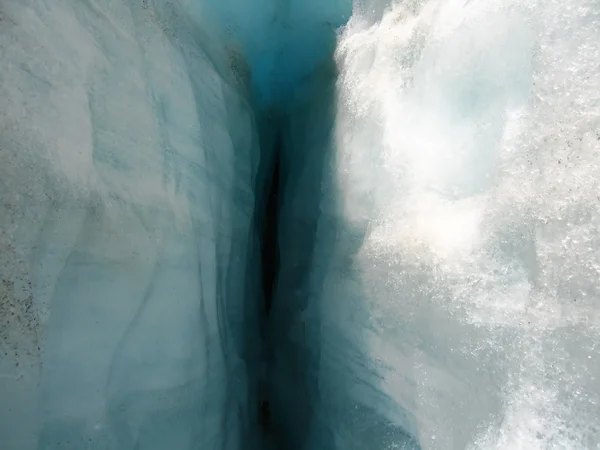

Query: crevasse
left=1, top=0, right=599, bottom=449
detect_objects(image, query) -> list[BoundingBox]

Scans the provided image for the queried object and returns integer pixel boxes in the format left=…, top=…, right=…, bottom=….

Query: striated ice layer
left=272, top=0, right=599, bottom=448
left=0, top=1, right=264, bottom=449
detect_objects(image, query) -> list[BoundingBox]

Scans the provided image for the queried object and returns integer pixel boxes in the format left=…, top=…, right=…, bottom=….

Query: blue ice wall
left=197, top=0, right=352, bottom=108
left=0, top=0, right=355, bottom=447
left=266, top=54, right=421, bottom=450
left=3, top=0, right=599, bottom=449
left=0, top=1, right=265, bottom=448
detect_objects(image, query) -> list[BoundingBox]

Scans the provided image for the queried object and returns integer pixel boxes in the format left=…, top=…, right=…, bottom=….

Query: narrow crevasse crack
left=254, top=125, right=284, bottom=448
left=260, top=132, right=281, bottom=319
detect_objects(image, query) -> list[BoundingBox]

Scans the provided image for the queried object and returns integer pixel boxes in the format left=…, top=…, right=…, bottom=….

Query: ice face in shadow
left=265, top=25, right=421, bottom=450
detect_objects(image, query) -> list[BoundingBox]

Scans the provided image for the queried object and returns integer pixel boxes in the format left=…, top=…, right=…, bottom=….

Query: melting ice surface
left=1, top=0, right=599, bottom=449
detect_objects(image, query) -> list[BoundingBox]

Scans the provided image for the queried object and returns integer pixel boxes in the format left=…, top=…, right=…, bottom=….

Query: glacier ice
left=0, top=1, right=264, bottom=448
left=1, top=0, right=600, bottom=449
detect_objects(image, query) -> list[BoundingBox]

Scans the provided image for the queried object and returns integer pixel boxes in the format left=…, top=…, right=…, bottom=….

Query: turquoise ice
left=1, top=0, right=599, bottom=449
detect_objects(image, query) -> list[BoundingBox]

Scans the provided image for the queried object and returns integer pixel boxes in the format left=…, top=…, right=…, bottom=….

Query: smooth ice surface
left=0, top=1, right=264, bottom=448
